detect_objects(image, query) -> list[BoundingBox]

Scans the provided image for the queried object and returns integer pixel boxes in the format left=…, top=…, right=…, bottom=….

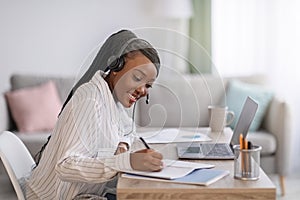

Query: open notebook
left=121, top=159, right=229, bottom=186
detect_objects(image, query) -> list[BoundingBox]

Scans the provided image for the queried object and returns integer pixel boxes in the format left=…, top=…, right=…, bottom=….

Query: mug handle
left=226, top=111, right=235, bottom=125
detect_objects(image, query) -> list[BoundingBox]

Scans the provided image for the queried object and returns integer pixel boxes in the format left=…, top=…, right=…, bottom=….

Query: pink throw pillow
left=5, top=81, right=62, bottom=132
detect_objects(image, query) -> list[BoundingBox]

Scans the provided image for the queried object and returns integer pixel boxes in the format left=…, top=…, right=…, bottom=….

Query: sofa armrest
left=0, top=95, right=10, bottom=132
left=261, top=97, right=292, bottom=175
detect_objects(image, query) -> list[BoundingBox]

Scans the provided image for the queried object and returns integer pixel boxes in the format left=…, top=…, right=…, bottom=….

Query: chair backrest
left=0, top=131, right=35, bottom=200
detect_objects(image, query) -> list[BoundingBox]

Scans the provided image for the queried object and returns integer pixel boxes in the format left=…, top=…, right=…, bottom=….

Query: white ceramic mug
left=208, top=106, right=235, bottom=132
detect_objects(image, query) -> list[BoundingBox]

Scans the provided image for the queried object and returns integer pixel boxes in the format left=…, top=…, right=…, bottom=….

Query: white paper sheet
left=139, top=128, right=211, bottom=144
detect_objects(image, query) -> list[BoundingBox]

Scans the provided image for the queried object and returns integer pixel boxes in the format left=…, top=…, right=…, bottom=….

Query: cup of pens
left=233, top=143, right=262, bottom=181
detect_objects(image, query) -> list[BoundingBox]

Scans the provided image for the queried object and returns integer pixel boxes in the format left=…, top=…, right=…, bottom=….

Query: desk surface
left=117, top=128, right=276, bottom=200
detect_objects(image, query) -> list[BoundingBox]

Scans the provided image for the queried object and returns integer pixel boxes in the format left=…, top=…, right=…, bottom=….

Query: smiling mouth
left=129, top=93, right=137, bottom=102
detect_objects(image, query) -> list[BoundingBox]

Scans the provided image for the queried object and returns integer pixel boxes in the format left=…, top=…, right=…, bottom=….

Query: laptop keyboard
left=201, top=143, right=233, bottom=157
left=184, top=143, right=234, bottom=158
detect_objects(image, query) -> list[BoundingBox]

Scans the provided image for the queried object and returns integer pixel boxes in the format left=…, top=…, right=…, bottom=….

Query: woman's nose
left=136, top=85, right=148, bottom=97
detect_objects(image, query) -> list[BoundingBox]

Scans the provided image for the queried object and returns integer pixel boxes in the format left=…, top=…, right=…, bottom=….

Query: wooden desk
left=117, top=128, right=276, bottom=200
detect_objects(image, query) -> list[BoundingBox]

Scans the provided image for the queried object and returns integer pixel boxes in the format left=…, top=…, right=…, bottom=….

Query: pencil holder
left=233, top=145, right=262, bottom=180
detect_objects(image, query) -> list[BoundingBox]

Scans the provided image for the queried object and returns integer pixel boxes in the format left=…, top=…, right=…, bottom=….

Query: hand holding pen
left=129, top=137, right=164, bottom=172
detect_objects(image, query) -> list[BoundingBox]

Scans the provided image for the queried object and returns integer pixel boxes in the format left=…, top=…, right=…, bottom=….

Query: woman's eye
left=133, top=75, right=142, bottom=82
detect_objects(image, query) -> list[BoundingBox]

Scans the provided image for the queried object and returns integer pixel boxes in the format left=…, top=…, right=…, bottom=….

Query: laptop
left=176, top=96, right=258, bottom=160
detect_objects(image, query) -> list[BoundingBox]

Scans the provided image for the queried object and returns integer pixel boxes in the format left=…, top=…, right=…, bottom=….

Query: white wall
left=0, top=0, right=191, bottom=92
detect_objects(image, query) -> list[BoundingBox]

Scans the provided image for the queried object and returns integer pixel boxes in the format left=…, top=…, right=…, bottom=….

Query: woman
left=25, top=30, right=163, bottom=200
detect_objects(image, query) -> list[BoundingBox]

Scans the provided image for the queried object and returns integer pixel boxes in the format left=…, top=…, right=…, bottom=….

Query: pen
left=239, top=133, right=245, bottom=175
left=244, top=138, right=248, bottom=150
left=247, top=141, right=252, bottom=175
left=239, top=134, right=244, bottom=150
left=139, top=137, right=151, bottom=149
left=248, top=141, right=253, bottom=149
left=244, top=138, right=248, bottom=175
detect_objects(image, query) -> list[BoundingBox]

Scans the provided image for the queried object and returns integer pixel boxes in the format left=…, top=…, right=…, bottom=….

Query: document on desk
left=122, top=159, right=229, bottom=186
left=140, top=128, right=211, bottom=144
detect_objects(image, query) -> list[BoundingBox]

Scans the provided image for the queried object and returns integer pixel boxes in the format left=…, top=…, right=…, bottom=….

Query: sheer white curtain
left=211, top=0, right=300, bottom=174
left=271, top=0, right=300, bottom=175
left=211, top=0, right=271, bottom=76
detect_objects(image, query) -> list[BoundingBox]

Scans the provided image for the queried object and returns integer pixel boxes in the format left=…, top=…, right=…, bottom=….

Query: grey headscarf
left=60, top=29, right=160, bottom=114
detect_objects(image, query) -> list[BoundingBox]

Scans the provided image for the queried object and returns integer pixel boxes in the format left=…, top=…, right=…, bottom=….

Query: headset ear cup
left=107, top=56, right=125, bottom=72
left=113, top=56, right=125, bottom=72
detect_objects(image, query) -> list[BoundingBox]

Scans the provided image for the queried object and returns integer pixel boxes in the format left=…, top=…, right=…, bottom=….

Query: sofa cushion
left=226, top=80, right=274, bottom=131
left=5, top=81, right=62, bottom=132
left=247, top=130, right=277, bottom=156
left=7, top=74, right=75, bottom=131
left=136, top=74, right=226, bottom=127
left=10, top=74, right=75, bottom=101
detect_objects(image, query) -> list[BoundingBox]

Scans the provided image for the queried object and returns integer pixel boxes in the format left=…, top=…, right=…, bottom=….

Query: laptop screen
left=230, top=96, right=258, bottom=147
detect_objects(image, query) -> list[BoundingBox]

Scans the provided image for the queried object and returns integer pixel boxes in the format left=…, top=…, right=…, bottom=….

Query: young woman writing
left=24, top=30, right=163, bottom=200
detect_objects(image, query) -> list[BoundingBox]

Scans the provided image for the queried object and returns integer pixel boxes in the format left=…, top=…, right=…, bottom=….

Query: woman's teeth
left=129, top=94, right=137, bottom=102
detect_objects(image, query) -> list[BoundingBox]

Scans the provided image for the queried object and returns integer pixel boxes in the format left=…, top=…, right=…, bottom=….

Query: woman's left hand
left=114, top=142, right=129, bottom=155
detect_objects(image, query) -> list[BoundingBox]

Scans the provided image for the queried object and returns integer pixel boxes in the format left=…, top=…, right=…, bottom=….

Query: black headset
left=105, top=38, right=140, bottom=73
left=106, top=55, right=126, bottom=72
left=105, top=38, right=150, bottom=104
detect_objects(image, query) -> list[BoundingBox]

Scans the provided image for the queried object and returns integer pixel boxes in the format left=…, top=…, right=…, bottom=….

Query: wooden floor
left=0, top=173, right=299, bottom=200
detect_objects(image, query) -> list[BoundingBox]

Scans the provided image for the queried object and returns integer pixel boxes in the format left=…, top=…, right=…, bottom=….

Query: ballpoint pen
left=239, top=133, right=245, bottom=176
left=139, top=137, right=151, bottom=149
left=247, top=141, right=253, bottom=176
left=244, top=137, right=248, bottom=176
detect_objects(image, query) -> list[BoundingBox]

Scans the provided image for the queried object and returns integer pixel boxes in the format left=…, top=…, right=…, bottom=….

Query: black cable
left=124, top=102, right=137, bottom=137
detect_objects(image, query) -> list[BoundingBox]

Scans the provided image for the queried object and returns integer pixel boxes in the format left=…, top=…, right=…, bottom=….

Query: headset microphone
left=146, top=94, right=149, bottom=104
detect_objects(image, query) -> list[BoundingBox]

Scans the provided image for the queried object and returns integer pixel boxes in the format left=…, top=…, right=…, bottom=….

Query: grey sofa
left=135, top=73, right=291, bottom=195
left=0, top=73, right=291, bottom=195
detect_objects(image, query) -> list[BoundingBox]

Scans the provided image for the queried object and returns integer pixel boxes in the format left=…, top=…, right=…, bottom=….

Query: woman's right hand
left=130, top=149, right=164, bottom=172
